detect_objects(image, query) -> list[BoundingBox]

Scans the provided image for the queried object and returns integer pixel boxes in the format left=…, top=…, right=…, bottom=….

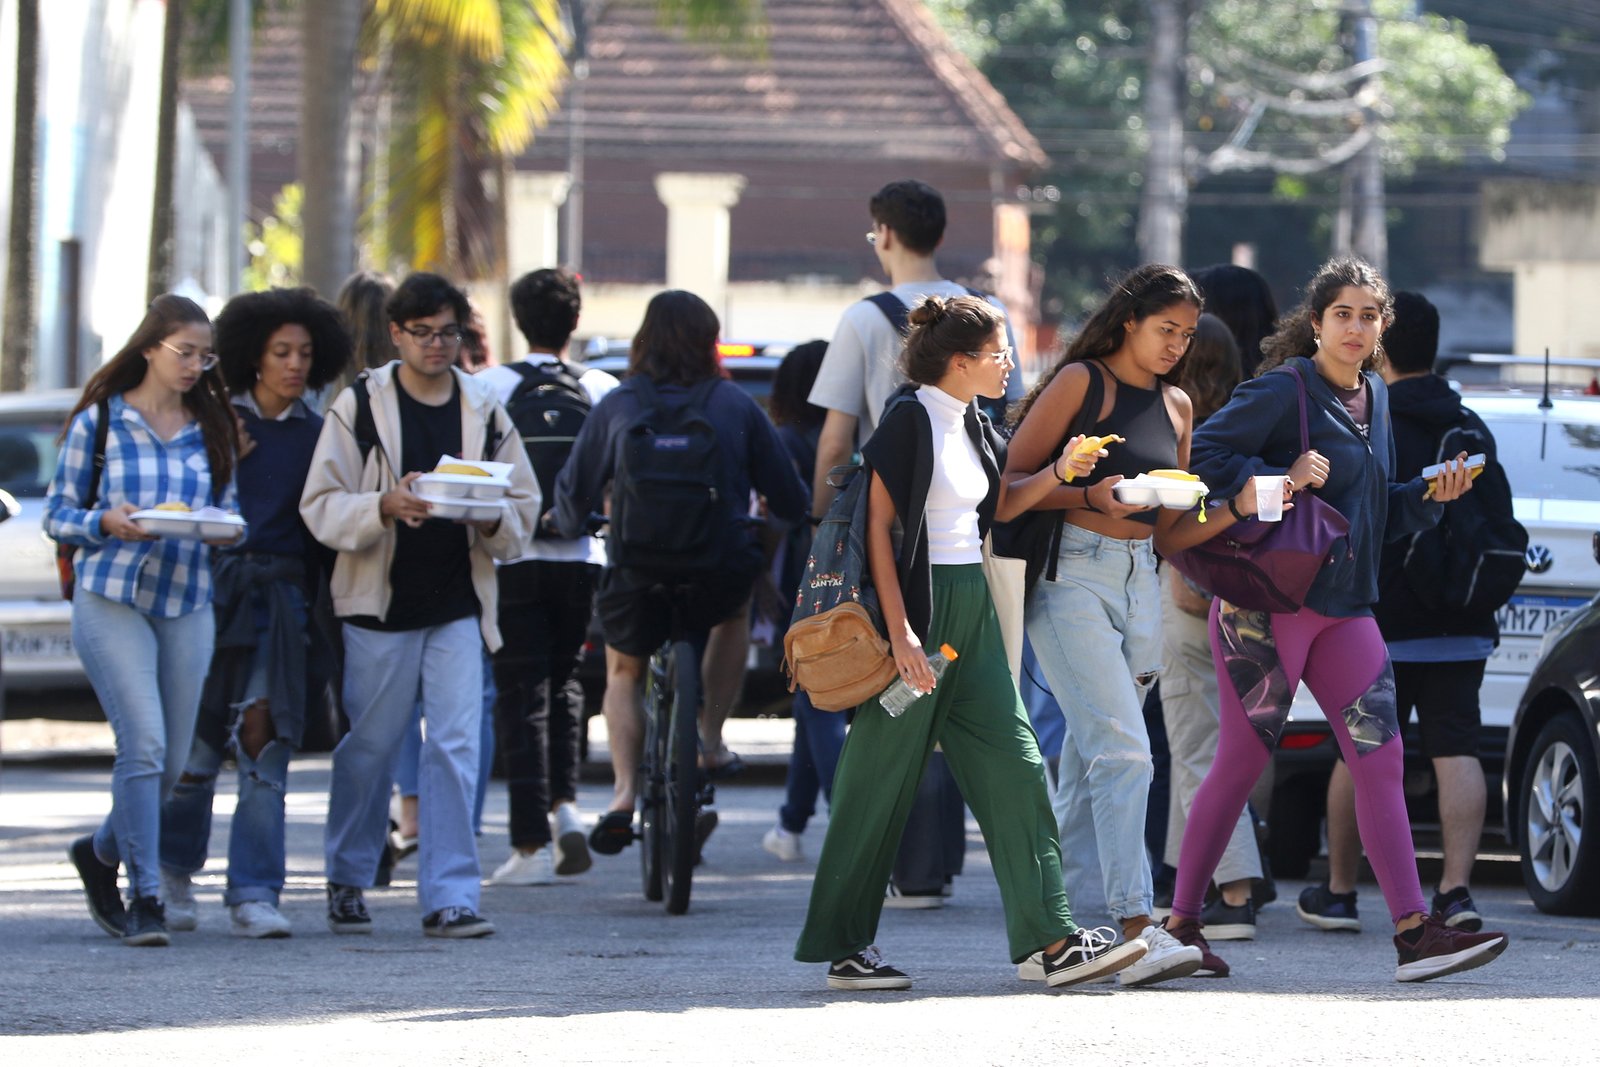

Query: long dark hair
left=1180, top=314, right=1243, bottom=425
left=1190, top=263, right=1277, bottom=377
left=1009, top=263, right=1201, bottom=427
left=768, top=340, right=829, bottom=429
left=629, top=290, right=721, bottom=387
left=900, top=295, right=1005, bottom=386
left=70, top=294, right=237, bottom=494
left=1257, top=257, right=1392, bottom=377
left=215, top=287, right=353, bottom=396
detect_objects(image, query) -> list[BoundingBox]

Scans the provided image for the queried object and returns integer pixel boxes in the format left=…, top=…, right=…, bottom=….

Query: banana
left=153, top=502, right=192, bottom=512
left=1072, top=433, right=1125, bottom=459
left=434, top=462, right=490, bottom=477
left=1147, top=468, right=1199, bottom=481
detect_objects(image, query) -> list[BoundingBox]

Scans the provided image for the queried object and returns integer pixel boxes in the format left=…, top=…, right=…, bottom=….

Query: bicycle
left=636, top=594, right=718, bottom=915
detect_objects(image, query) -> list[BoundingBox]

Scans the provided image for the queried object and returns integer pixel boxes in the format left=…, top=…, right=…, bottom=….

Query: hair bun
left=907, top=296, right=948, bottom=328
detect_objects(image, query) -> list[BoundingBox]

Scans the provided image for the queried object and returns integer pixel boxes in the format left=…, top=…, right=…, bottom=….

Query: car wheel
left=1518, top=713, right=1600, bottom=916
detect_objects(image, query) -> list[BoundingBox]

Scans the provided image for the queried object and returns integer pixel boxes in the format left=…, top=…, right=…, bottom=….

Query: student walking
left=795, top=295, right=1146, bottom=991
left=300, top=272, right=540, bottom=939
left=154, top=288, right=350, bottom=939
left=1003, top=264, right=1209, bottom=986
left=475, top=269, right=619, bottom=885
left=1161, top=258, right=1510, bottom=981
left=50, top=295, right=241, bottom=946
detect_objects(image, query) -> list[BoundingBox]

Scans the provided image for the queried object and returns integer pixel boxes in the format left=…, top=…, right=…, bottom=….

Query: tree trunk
left=1348, top=0, right=1386, bottom=273
left=1137, top=0, right=1187, bottom=267
left=3, top=0, right=39, bottom=392
left=300, top=0, right=362, bottom=299
left=147, top=0, right=184, bottom=303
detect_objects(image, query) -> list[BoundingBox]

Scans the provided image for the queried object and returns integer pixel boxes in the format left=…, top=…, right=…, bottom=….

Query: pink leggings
left=1173, top=603, right=1426, bottom=925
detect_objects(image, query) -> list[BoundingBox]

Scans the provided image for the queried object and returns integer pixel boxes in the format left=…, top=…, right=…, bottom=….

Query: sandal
left=588, top=810, right=636, bottom=855
left=701, top=747, right=746, bottom=781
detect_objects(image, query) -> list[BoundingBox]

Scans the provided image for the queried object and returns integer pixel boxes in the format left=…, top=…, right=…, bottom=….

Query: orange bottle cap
left=939, top=643, right=958, bottom=660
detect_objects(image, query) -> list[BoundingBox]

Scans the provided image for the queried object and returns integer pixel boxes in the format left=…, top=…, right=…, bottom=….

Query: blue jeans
left=72, top=591, right=214, bottom=901
left=1025, top=524, right=1161, bottom=923
left=395, top=646, right=495, bottom=834
left=160, top=581, right=308, bottom=905
left=777, top=690, right=846, bottom=835
left=327, top=617, right=484, bottom=916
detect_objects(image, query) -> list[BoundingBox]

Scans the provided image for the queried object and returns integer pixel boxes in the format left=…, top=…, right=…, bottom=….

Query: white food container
left=130, top=506, right=249, bottom=542
left=414, top=493, right=506, bottom=522
left=1112, top=474, right=1209, bottom=509
left=413, top=457, right=514, bottom=500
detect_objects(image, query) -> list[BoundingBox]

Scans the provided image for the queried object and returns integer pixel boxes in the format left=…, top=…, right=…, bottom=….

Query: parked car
left=0, top=390, right=84, bottom=697
left=1501, top=531, right=1600, bottom=915
left=1265, top=391, right=1600, bottom=876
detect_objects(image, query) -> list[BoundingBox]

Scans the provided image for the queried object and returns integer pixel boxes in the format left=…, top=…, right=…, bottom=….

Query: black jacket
left=1373, top=373, right=1503, bottom=642
left=860, top=384, right=1005, bottom=642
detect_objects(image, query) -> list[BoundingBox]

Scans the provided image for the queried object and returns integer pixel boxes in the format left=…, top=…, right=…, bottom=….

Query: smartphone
left=1420, top=454, right=1486, bottom=480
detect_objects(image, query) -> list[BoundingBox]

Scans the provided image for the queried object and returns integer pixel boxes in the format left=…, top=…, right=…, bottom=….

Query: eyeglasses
left=965, top=345, right=1014, bottom=364
left=159, top=341, right=219, bottom=371
left=400, top=324, right=465, bottom=347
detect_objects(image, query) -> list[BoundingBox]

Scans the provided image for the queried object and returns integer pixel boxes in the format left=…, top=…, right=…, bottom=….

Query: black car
left=1501, top=531, right=1600, bottom=916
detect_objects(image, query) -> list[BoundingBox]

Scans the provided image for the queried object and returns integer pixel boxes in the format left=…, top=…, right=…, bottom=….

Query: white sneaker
left=762, top=824, right=803, bottom=862
left=230, top=900, right=292, bottom=939
left=551, top=803, right=592, bottom=876
left=883, top=883, right=943, bottom=910
left=488, top=845, right=556, bottom=886
left=1117, top=923, right=1204, bottom=987
left=161, top=869, right=198, bottom=932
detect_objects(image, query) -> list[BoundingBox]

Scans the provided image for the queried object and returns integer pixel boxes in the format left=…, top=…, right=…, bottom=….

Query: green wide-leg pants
left=794, top=565, right=1077, bottom=965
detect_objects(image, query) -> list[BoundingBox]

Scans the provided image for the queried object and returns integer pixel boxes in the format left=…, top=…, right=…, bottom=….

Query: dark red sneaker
left=1394, top=914, right=1507, bottom=982
left=1162, top=916, right=1229, bottom=978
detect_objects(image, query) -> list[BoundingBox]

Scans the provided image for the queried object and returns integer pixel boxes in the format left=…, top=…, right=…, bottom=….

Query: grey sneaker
left=161, top=868, right=198, bottom=932
left=326, top=883, right=372, bottom=935
left=422, top=906, right=495, bottom=939
left=230, top=900, right=292, bottom=939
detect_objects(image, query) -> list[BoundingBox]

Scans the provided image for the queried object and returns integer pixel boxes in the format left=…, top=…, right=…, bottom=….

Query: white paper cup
left=1254, top=475, right=1287, bottom=522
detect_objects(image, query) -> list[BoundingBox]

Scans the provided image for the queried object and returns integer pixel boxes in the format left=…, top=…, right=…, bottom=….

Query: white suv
left=0, top=390, right=84, bottom=694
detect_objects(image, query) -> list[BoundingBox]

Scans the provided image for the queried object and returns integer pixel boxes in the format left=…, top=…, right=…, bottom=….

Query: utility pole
left=147, top=0, right=185, bottom=302
left=3, top=0, right=39, bottom=391
left=1348, top=0, right=1386, bottom=272
left=1137, top=0, right=1188, bottom=266
left=226, top=0, right=250, bottom=294
left=563, top=0, right=589, bottom=273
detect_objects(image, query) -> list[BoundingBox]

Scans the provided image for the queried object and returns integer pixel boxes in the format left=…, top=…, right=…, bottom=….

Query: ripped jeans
left=1026, top=523, right=1161, bottom=923
left=161, top=731, right=291, bottom=906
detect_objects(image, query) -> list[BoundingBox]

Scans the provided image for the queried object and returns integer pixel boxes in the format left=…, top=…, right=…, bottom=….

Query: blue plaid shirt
left=43, top=394, right=237, bottom=618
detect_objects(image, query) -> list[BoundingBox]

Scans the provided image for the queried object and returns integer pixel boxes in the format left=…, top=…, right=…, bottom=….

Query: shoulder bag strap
left=84, top=398, right=111, bottom=512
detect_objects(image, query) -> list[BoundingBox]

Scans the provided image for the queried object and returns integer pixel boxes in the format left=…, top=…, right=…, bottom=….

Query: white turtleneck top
left=914, top=384, right=985, bottom=565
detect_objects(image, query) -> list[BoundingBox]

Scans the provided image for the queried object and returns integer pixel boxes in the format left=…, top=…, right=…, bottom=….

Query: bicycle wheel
left=637, top=645, right=671, bottom=902
left=663, top=639, right=702, bottom=915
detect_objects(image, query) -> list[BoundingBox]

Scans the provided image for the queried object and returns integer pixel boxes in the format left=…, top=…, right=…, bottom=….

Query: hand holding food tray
left=412, top=457, right=514, bottom=500
left=1421, top=453, right=1485, bottom=499
left=1112, top=469, right=1209, bottom=510
left=130, top=504, right=248, bottom=543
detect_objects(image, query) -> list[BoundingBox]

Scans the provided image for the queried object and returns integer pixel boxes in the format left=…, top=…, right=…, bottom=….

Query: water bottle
left=879, top=644, right=959, bottom=717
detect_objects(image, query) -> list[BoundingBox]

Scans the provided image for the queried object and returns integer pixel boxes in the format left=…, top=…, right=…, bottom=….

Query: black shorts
left=1392, top=659, right=1485, bottom=760
left=596, top=564, right=757, bottom=657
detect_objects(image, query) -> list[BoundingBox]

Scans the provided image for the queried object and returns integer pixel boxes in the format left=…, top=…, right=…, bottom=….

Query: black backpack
left=608, top=376, right=729, bottom=574
left=504, top=360, right=590, bottom=538
left=1401, top=421, right=1528, bottom=616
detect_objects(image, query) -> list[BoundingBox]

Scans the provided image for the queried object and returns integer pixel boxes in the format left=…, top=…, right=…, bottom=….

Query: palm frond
left=372, top=0, right=505, bottom=62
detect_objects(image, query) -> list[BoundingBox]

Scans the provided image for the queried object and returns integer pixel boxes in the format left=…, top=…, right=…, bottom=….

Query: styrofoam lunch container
left=131, top=506, right=249, bottom=542
left=1111, top=474, right=1209, bottom=509
left=415, top=494, right=506, bottom=521
left=413, top=456, right=514, bottom=499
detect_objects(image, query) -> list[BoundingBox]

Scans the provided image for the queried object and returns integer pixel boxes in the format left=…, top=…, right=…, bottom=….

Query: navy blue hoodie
left=1189, top=356, right=1442, bottom=618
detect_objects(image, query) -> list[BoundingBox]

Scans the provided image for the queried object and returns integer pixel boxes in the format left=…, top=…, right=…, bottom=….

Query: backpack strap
left=83, top=398, right=111, bottom=512
left=866, top=292, right=910, bottom=335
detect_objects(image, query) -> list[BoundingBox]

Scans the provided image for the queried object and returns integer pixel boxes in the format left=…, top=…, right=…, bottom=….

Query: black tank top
left=1079, top=362, right=1179, bottom=527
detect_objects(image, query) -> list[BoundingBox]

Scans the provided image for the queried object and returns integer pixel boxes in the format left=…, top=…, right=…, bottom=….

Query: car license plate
left=1495, top=594, right=1588, bottom=640
left=1, top=625, right=76, bottom=663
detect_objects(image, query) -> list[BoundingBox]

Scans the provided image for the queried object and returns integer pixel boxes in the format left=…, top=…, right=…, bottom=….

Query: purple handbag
left=1167, top=364, right=1351, bottom=614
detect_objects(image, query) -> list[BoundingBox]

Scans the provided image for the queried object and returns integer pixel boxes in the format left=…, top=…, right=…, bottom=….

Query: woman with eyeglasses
left=45, top=294, right=241, bottom=946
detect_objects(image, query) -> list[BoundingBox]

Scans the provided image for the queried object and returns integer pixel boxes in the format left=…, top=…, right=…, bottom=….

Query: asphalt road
left=1, top=729, right=1597, bottom=1065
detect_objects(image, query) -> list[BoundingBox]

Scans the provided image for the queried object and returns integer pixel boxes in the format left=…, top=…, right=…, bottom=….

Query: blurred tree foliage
left=931, top=0, right=1525, bottom=320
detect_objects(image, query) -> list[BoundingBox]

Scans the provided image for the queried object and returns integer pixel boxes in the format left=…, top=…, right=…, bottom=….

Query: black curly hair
left=214, top=287, right=353, bottom=396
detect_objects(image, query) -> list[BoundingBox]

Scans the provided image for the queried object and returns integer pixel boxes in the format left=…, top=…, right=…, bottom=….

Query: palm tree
left=3, top=0, right=39, bottom=391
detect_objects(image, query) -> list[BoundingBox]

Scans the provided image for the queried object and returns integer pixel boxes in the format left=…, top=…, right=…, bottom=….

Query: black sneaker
left=1041, top=926, right=1148, bottom=988
left=122, top=896, right=170, bottom=947
left=1431, top=886, right=1483, bottom=932
left=67, top=835, right=125, bottom=938
left=326, top=883, right=372, bottom=935
left=827, top=945, right=912, bottom=990
left=1199, top=896, right=1257, bottom=941
left=422, top=906, right=495, bottom=939
left=1296, top=883, right=1360, bottom=932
